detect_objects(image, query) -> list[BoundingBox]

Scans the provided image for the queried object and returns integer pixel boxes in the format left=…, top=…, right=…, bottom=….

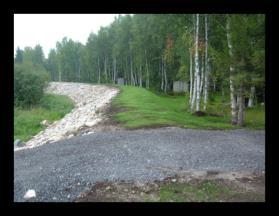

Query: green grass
left=14, top=94, right=74, bottom=142
left=112, top=86, right=265, bottom=130
left=158, top=180, right=235, bottom=202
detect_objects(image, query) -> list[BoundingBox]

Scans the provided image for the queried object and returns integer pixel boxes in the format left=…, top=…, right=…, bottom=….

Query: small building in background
left=117, top=78, right=124, bottom=85
left=173, top=81, right=188, bottom=93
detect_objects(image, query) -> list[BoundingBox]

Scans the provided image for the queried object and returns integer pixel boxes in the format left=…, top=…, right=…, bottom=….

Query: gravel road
left=14, top=127, right=265, bottom=202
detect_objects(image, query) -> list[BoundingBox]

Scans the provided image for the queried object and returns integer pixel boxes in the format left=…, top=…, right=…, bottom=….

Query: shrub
left=14, top=62, right=50, bottom=108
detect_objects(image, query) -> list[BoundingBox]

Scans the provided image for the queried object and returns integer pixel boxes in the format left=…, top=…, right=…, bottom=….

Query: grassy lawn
left=112, top=86, right=265, bottom=130
left=14, top=94, right=74, bottom=142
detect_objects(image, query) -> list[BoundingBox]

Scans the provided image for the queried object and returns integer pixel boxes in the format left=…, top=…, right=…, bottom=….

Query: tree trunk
left=104, top=56, right=107, bottom=83
left=134, top=66, right=138, bottom=86
left=237, top=83, right=245, bottom=126
left=98, top=57, right=101, bottom=84
left=161, top=56, right=164, bottom=91
left=113, top=56, right=117, bottom=84
left=199, top=54, right=204, bottom=95
left=126, top=57, right=129, bottom=85
left=130, top=55, right=135, bottom=86
left=78, top=63, right=81, bottom=82
left=226, top=15, right=238, bottom=125
left=145, top=50, right=150, bottom=89
left=164, top=58, right=167, bottom=93
left=139, top=63, right=142, bottom=87
left=58, top=64, right=62, bottom=82
left=248, top=86, right=256, bottom=107
left=191, top=68, right=197, bottom=111
left=195, top=14, right=201, bottom=112
left=189, top=48, right=193, bottom=104
left=203, top=14, right=209, bottom=111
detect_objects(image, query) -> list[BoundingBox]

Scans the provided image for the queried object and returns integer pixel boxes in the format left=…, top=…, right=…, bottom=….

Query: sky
left=14, top=14, right=121, bottom=57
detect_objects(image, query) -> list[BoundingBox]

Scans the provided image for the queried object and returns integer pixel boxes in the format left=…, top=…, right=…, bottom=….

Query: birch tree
left=203, top=14, right=209, bottom=111
left=194, top=14, right=201, bottom=112
left=226, top=15, right=238, bottom=125
left=98, top=56, right=101, bottom=84
left=189, top=48, right=193, bottom=104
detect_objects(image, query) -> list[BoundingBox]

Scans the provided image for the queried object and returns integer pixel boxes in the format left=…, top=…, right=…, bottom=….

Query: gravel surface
left=14, top=127, right=265, bottom=202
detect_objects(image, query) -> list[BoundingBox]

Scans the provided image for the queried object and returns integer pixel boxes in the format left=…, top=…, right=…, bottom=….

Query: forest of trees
left=14, top=14, right=265, bottom=126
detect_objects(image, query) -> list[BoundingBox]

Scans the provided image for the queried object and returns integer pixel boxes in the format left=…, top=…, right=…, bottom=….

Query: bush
left=14, top=62, right=50, bottom=108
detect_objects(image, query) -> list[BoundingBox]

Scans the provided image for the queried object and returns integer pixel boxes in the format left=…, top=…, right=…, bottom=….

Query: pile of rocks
left=15, top=82, right=119, bottom=151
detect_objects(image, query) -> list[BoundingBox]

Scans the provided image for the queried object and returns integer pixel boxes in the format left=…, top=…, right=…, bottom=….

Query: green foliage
left=14, top=62, right=50, bottom=108
left=14, top=94, right=74, bottom=142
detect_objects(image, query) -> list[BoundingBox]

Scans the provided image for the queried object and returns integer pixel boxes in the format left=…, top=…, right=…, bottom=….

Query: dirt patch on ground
left=74, top=171, right=265, bottom=202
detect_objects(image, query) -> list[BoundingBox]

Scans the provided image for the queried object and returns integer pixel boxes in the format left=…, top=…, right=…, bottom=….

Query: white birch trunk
left=195, top=14, right=201, bottom=111
left=130, top=56, right=135, bottom=86
left=58, top=64, right=62, bottom=82
left=115, top=57, right=117, bottom=84
left=248, top=86, right=256, bottom=107
left=104, top=56, right=107, bottom=83
left=203, top=14, right=209, bottom=111
left=161, top=56, right=164, bottom=91
left=189, top=48, right=193, bottom=104
left=164, top=58, right=167, bottom=93
left=145, top=50, right=150, bottom=89
left=237, top=83, right=244, bottom=126
left=98, top=57, right=101, bottom=84
left=226, top=15, right=238, bottom=124
left=199, top=54, right=204, bottom=95
left=191, top=68, right=197, bottom=111
left=139, top=63, right=142, bottom=87
left=78, top=63, right=81, bottom=82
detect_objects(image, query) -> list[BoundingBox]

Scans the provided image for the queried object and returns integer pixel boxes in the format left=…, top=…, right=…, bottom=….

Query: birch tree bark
left=104, top=55, right=107, bottom=83
left=203, top=14, right=209, bottom=111
left=98, top=56, right=101, bottom=84
left=195, top=14, right=201, bottom=111
left=248, top=86, right=256, bottom=107
left=164, top=57, right=168, bottom=93
left=199, top=54, right=204, bottom=95
left=161, top=56, right=164, bottom=91
left=130, top=55, right=135, bottom=86
left=113, top=56, right=117, bottom=84
left=226, top=15, right=238, bottom=125
left=145, top=50, right=150, bottom=89
left=126, top=57, right=129, bottom=85
left=139, top=63, right=142, bottom=87
left=237, top=82, right=244, bottom=126
left=189, top=48, right=193, bottom=104
left=190, top=66, right=197, bottom=111
left=78, top=63, right=81, bottom=82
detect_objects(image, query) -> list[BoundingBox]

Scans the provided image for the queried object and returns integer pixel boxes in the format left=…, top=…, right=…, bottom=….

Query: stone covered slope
left=15, top=82, right=119, bottom=151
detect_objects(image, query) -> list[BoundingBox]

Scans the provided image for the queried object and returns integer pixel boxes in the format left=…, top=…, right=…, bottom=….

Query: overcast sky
left=14, top=14, right=121, bottom=57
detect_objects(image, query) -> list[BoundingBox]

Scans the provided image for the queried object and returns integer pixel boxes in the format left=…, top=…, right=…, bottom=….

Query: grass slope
left=14, top=94, right=74, bottom=142
left=112, top=86, right=265, bottom=130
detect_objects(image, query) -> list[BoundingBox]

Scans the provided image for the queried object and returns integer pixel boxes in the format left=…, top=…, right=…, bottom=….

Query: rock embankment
left=15, top=82, right=119, bottom=151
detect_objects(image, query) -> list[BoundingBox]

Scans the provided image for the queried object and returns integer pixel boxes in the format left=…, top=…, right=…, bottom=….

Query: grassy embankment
left=112, top=85, right=265, bottom=130
left=14, top=94, right=74, bottom=142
